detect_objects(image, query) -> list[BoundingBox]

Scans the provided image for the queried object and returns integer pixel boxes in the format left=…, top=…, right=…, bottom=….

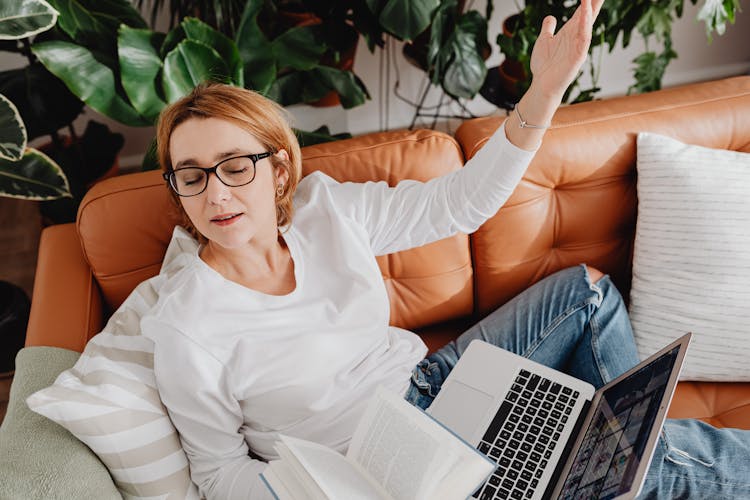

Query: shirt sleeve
left=327, top=119, right=536, bottom=256
left=145, top=319, right=275, bottom=500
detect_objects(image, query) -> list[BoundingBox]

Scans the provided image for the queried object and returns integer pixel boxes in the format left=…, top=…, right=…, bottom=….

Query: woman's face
left=169, top=117, right=289, bottom=250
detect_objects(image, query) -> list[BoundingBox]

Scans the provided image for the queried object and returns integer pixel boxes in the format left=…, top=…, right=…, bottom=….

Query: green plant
left=135, top=0, right=247, bottom=36
left=0, top=0, right=134, bottom=221
left=0, top=1, right=71, bottom=202
left=496, top=0, right=742, bottom=104
left=31, top=0, right=368, bottom=165
left=131, top=0, right=371, bottom=110
left=243, top=0, right=370, bottom=109
left=367, top=0, right=493, bottom=100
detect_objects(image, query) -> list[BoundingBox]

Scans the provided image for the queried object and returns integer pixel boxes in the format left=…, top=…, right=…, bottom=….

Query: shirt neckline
left=193, top=224, right=303, bottom=300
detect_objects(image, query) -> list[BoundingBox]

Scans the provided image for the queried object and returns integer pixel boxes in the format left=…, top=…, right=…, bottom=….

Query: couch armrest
left=0, top=347, right=120, bottom=499
left=25, top=224, right=103, bottom=352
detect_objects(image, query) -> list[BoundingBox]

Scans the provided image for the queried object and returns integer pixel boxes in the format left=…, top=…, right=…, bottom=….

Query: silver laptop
left=427, top=333, right=691, bottom=500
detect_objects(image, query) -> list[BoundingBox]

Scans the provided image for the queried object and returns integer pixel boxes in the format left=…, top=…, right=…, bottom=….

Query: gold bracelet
left=515, top=104, right=550, bottom=129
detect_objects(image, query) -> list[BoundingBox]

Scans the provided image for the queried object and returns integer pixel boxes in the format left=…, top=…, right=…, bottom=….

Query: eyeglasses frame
left=163, top=151, right=274, bottom=197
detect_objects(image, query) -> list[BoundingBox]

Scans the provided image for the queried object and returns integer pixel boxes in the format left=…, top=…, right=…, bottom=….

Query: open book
left=260, top=386, right=494, bottom=500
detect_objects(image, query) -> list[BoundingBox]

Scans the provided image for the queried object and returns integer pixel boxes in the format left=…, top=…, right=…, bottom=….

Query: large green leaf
left=162, top=39, right=230, bottom=103
left=310, top=66, right=369, bottom=109
left=0, top=147, right=71, bottom=200
left=295, top=125, right=351, bottom=147
left=181, top=17, right=243, bottom=86
left=442, top=11, right=487, bottom=99
left=118, top=25, right=166, bottom=123
left=273, top=25, right=325, bottom=71
left=0, top=93, right=27, bottom=161
left=0, top=0, right=58, bottom=40
left=235, top=0, right=275, bottom=93
left=426, top=0, right=457, bottom=83
left=442, top=31, right=486, bottom=98
left=267, top=71, right=328, bottom=106
left=160, top=24, right=186, bottom=58
left=46, top=0, right=146, bottom=49
left=270, top=67, right=369, bottom=109
left=0, top=63, right=84, bottom=140
left=32, top=40, right=149, bottom=126
left=379, top=0, right=440, bottom=41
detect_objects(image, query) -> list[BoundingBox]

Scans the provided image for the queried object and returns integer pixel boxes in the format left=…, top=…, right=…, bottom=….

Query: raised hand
left=529, top=0, right=605, bottom=99
left=503, top=0, right=604, bottom=151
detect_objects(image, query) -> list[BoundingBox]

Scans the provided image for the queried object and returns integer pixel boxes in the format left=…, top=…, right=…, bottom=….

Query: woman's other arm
left=146, top=320, right=274, bottom=500
left=506, top=0, right=604, bottom=151
left=300, top=0, right=605, bottom=256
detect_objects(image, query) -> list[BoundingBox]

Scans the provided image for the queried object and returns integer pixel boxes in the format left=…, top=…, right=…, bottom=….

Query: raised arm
left=506, top=0, right=605, bottom=151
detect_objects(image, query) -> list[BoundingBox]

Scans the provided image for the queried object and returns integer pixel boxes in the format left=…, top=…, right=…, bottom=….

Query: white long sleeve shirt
left=142, top=122, right=535, bottom=499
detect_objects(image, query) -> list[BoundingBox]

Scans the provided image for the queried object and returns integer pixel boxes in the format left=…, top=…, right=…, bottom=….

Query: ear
left=273, top=148, right=291, bottom=185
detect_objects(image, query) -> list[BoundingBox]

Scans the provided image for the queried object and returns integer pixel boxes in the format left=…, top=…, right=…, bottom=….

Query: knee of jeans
left=580, top=264, right=605, bottom=307
left=662, top=424, right=716, bottom=468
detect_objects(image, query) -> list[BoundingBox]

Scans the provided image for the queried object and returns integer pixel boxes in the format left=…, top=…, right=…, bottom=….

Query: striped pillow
left=630, top=132, right=750, bottom=381
left=27, top=227, right=201, bottom=498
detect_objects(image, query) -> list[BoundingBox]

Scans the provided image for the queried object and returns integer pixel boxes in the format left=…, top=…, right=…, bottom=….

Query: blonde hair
left=156, top=82, right=302, bottom=243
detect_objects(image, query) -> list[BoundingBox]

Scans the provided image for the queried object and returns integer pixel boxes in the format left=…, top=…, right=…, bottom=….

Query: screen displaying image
left=557, top=346, right=680, bottom=500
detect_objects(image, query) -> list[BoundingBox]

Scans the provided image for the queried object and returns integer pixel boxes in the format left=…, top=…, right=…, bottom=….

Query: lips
left=210, top=213, right=243, bottom=226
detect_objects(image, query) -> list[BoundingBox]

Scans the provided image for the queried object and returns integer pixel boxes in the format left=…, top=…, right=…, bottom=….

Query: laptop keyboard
left=473, top=369, right=580, bottom=500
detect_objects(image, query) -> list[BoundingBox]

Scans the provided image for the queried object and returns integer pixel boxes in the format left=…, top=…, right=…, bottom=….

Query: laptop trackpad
left=429, top=380, right=495, bottom=443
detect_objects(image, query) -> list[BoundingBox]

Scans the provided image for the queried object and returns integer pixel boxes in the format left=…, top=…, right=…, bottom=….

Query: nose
left=204, top=171, right=231, bottom=204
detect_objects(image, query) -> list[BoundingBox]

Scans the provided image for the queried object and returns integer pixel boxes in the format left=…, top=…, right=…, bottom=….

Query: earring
left=276, top=184, right=284, bottom=197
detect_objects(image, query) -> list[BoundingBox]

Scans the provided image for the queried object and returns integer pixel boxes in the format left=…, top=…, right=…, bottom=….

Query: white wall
left=3, top=1, right=749, bottom=169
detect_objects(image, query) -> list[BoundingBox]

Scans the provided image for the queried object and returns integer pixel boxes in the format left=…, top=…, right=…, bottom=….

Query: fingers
left=539, top=15, right=557, bottom=38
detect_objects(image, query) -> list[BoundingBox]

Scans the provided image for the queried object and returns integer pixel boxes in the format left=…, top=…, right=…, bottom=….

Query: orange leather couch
left=27, top=76, right=750, bottom=430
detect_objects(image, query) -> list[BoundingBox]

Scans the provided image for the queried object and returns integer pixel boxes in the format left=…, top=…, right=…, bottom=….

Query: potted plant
left=493, top=0, right=743, bottom=106
left=132, top=0, right=370, bottom=110
left=363, top=0, right=492, bottom=101
left=134, top=0, right=247, bottom=37
left=0, top=1, right=72, bottom=204
left=30, top=0, right=363, bottom=163
left=0, top=2, right=70, bottom=364
left=0, top=0, right=135, bottom=222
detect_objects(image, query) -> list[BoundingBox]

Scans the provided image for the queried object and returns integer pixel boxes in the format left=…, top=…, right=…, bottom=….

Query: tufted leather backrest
left=456, top=76, right=750, bottom=316
left=76, top=129, right=471, bottom=330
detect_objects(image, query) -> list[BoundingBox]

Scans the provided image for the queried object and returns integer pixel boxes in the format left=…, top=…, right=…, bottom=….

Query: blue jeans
left=404, top=265, right=750, bottom=499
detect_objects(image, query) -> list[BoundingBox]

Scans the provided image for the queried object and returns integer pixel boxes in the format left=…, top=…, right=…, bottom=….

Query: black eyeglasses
left=163, top=152, right=273, bottom=197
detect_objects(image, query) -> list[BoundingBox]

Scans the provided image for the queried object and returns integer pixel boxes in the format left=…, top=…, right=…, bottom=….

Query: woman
left=145, top=0, right=750, bottom=498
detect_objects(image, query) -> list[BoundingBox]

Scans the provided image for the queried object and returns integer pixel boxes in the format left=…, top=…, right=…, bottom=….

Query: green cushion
left=0, top=346, right=120, bottom=499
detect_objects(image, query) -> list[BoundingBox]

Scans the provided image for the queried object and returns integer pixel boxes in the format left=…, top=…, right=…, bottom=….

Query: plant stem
left=20, top=38, right=36, bottom=65
left=50, top=131, right=63, bottom=151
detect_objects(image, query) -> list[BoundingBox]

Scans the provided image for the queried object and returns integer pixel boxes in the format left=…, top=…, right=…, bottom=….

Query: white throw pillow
left=27, top=227, right=202, bottom=499
left=630, top=132, right=750, bottom=381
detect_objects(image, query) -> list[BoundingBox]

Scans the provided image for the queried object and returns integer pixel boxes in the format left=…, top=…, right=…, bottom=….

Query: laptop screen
left=556, top=345, right=681, bottom=500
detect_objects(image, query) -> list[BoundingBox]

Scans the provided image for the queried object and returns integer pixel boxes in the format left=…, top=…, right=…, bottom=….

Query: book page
left=279, top=434, right=388, bottom=500
left=348, top=386, right=488, bottom=500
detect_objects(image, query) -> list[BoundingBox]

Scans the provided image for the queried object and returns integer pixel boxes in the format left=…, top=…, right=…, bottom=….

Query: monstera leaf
left=368, top=0, right=440, bottom=41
